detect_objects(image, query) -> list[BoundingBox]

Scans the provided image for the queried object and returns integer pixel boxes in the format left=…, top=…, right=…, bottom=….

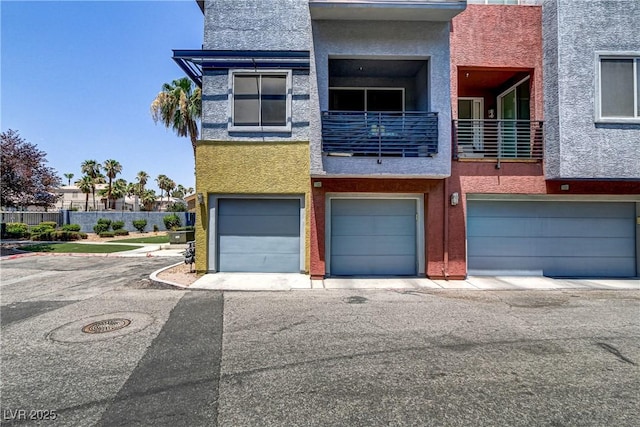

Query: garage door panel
left=470, top=236, right=635, bottom=258
left=467, top=201, right=636, bottom=277
left=331, top=235, right=415, bottom=256
left=219, top=198, right=300, bottom=215
left=219, top=236, right=299, bottom=255
left=332, top=216, right=416, bottom=237
left=469, top=256, right=636, bottom=277
left=218, top=254, right=300, bottom=273
left=330, top=199, right=417, bottom=276
left=331, top=256, right=416, bottom=276
left=332, top=199, right=416, bottom=216
left=470, top=201, right=635, bottom=218
left=469, top=217, right=633, bottom=238
left=218, top=214, right=299, bottom=237
left=217, top=198, right=300, bottom=273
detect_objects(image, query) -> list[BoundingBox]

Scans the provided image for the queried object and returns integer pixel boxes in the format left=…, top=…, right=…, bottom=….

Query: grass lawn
left=21, top=243, right=141, bottom=254
left=107, top=235, right=170, bottom=244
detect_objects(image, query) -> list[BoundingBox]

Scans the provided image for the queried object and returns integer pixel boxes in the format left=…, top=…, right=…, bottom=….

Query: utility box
left=168, top=230, right=195, bottom=244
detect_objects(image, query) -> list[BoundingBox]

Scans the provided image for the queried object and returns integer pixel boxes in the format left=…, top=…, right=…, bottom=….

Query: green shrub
left=153, top=224, right=159, bottom=232
left=93, top=218, right=112, bottom=234
left=163, top=214, right=181, bottom=231
left=166, top=202, right=187, bottom=212
left=79, top=232, right=88, bottom=239
left=51, top=231, right=81, bottom=241
left=99, top=231, right=115, bottom=238
left=114, top=229, right=129, bottom=236
left=132, top=219, right=147, bottom=233
left=31, top=230, right=53, bottom=241
left=31, top=224, right=55, bottom=234
left=40, top=221, right=58, bottom=229
left=111, top=220, right=125, bottom=231
left=175, top=226, right=195, bottom=231
left=6, top=223, right=30, bottom=238
left=61, top=224, right=81, bottom=232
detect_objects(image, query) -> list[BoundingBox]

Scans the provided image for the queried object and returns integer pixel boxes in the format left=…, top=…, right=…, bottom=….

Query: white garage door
left=330, top=199, right=417, bottom=276
left=467, top=201, right=637, bottom=277
left=217, top=198, right=300, bottom=273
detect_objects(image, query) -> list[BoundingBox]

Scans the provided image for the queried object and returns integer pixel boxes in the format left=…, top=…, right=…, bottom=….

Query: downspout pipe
left=443, top=177, right=449, bottom=279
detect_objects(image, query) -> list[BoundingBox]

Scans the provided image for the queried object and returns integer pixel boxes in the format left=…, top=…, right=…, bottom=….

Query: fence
left=1, top=211, right=62, bottom=226
left=1, top=211, right=195, bottom=234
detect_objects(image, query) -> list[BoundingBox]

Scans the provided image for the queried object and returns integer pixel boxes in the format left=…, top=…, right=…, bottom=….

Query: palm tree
left=151, top=77, right=201, bottom=157
left=156, top=174, right=169, bottom=200
left=136, top=171, right=149, bottom=194
left=63, top=173, right=74, bottom=186
left=103, top=159, right=123, bottom=209
left=186, top=187, right=194, bottom=195
left=76, top=176, right=92, bottom=211
left=111, top=178, right=128, bottom=209
left=165, top=179, right=176, bottom=203
left=172, top=184, right=186, bottom=199
left=81, top=160, right=102, bottom=210
left=141, top=189, right=157, bottom=211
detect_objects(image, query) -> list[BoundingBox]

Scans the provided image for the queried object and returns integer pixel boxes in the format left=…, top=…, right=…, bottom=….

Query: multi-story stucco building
left=176, top=0, right=639, bottom=280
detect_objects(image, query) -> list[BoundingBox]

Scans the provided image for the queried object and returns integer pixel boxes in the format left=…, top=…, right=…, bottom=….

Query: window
left=597, top=55, right=640, bottom=121
left=329, top=88, right=405, bottom=112
left=230, top=70, right=291, bottom=131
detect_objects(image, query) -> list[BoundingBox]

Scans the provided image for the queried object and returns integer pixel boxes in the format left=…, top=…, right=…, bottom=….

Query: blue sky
left=1, top=0, right=204, bottom=193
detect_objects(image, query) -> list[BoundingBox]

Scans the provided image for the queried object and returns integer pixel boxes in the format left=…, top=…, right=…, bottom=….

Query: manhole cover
left=82, top=318, right=131, bottom=334
left=48, top=312, right=154, bottom=343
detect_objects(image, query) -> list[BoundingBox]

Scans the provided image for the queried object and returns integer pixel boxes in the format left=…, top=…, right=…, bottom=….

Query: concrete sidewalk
left=188, top=273, right=640, bottom=291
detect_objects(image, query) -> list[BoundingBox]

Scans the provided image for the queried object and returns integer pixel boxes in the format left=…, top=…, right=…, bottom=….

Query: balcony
left=308, top=0, right=467, bottom=21
left=452, top=119, right=543, bottom=160
left=322, top=111, right=438, bottom=158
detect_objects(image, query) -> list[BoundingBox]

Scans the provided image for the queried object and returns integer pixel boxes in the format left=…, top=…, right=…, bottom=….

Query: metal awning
left=172, top=50, right=311, bottom=87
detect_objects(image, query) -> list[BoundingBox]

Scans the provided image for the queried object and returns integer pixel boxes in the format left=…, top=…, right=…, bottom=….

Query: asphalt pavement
left=1, top=256, right=639, bottom=426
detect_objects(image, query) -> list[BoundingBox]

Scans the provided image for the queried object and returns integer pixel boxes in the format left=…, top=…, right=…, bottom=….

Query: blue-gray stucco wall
left=201, top=0, right=453, bottom=178
left=66, top=212, right=194, bottom=233
left=543, top=0, right=640, bottom=179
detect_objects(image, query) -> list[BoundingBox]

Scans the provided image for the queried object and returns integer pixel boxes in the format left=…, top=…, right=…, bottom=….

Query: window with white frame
left=229, top=70, right=291, bottom=131
left=597, top=55, right=640, bottom=121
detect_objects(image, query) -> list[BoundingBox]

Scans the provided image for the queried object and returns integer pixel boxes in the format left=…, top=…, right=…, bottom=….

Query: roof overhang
left=173, top=50, right=311, bottom=87
left=309, top=0, right=467, bottom=21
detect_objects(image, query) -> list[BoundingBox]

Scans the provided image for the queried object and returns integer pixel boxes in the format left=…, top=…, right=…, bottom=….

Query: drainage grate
left=82, top=318, right=131, bottom=334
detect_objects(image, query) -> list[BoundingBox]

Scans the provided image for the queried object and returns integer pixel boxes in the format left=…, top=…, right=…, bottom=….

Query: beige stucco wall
left=194, top=141, right=310, bottom=273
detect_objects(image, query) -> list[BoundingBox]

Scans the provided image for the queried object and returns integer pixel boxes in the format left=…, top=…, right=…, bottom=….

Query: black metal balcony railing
left=452, top=119, right=544, bottom=160
left=321, top=111, right=439, bottom=158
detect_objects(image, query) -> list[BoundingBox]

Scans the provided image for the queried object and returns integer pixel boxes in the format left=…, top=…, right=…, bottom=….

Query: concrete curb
left=149, top=261, right=191, bottom=289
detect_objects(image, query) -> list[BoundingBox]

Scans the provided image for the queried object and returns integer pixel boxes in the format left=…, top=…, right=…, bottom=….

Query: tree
left=156, top=174, right=176, bottom=201
left=151, top=77, right=201, bottom=157
left=141, top=189, right=158, bottom=211
left=136, top=171, right=149, bottom=195
left=103, top=159, right=122, bottom=209
left=172, top=184, right=186, bottom=199
left=1, top=130, right=61, bottom=209
left=111, top=178, right=128, bottom=209
left=81, top=160, right=103, bottom=210
left=63, top=173, right=74, bottom=186
left=76, top=175, right=93, bottom=211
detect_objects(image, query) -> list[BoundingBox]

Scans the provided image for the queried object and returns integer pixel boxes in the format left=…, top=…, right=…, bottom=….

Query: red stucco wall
left=447, top=161, right=640, bottom=278
left=309, top=178, right=451, bottom=279
left=450, top=4, right=544, bottom=120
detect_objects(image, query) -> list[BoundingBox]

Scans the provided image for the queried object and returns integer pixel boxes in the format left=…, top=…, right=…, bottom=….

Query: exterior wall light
left=450, top=192, right=459, bottom=206
left=197, top=193, right=204, bottom=205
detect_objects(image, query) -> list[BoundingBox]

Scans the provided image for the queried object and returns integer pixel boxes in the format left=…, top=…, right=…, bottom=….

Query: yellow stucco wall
left=194, top=141, right=310, bottom=273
